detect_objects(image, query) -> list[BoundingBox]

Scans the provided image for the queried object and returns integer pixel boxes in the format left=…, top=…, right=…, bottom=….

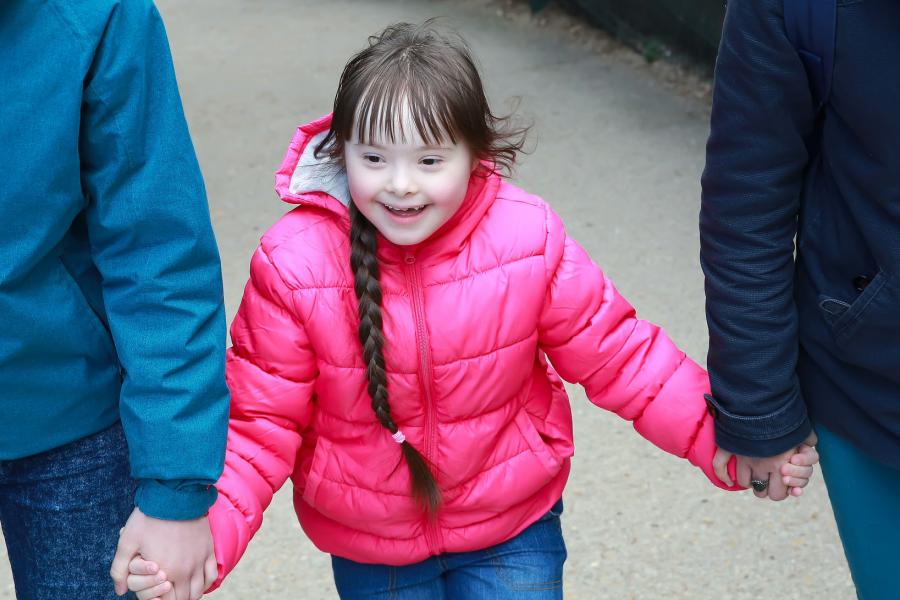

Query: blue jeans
left=816, top=425, right=900, bottom=600
left=332, top=499, right=567, bottom=599
left=0, top=422, right=137, bottom=600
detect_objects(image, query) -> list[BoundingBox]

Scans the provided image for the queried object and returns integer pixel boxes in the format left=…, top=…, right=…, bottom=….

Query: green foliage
left=641, top=38, right=669, bottom=63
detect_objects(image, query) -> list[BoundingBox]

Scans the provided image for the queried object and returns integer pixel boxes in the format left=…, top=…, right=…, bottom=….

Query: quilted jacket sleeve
left=538, top=207, right=739, bottom=491
left=207, top=245, right=317, bottom=589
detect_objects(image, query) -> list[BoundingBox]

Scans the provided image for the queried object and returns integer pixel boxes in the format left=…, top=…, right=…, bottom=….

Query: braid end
left=401, top=441, right=442, bottom=515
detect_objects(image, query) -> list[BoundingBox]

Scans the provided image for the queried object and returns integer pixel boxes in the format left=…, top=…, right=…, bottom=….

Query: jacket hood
left=273, top=114, right=503, bottom=260
left=274, top=113, right=352, bottom=216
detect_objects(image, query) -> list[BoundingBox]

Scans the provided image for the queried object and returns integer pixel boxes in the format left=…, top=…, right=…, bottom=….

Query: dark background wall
left=533, top=0, right=726, bottom=66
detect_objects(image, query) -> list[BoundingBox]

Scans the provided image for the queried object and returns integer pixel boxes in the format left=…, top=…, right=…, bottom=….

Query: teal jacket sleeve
left=77, top=0, right=229, bottom=520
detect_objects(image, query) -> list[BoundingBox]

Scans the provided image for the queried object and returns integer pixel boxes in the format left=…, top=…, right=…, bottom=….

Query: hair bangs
left=353, top=72, right=459, bottom=148
left=315, top=20, right=529, bottom=177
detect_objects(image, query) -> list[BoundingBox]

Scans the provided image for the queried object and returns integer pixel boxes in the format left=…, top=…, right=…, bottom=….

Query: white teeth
left=384, top=204, right=425, bottom=212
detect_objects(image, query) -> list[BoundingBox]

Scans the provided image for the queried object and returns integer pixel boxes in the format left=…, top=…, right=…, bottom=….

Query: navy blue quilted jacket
left=700, top=0, right=900, bottom=465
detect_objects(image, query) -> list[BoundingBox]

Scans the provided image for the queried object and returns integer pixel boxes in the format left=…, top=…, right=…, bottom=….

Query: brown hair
left=321, top=20, right=529, bottom=514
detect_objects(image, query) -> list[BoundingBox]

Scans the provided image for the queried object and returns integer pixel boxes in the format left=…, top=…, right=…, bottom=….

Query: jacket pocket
left=441, top=409, right=566, bottom=525
left=301, top=435, right=331, bottom=508
left=56, top=258, right=117, bottom=364
left=300, top=434, right=423, bottom=534
left=819, top=271, right=900, bottom=380
left=514, top=409, right=564, bottom=480
left=818, top=297, right=850, bottom=322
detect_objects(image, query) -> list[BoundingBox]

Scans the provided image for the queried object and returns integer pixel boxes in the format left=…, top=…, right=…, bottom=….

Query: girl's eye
left=420, top=157, right=442, bottom=167
left=363, top=154, right=383, bottom=164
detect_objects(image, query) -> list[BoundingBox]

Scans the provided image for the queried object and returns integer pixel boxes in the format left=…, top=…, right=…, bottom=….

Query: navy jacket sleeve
left=77, top=0, right=229, bottom=519
left=699, top=0, right=815, bottom=456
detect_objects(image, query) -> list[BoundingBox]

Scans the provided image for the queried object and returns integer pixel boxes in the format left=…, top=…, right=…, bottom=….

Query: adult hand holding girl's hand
left=712, top=432, right=820, bottom=500
left=110, top=507, right=217, bottom=600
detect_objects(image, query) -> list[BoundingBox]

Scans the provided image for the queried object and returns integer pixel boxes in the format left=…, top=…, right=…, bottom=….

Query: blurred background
left=0, top=1, right=854, bottom=598
left=530, top=0, right=725, bottom=65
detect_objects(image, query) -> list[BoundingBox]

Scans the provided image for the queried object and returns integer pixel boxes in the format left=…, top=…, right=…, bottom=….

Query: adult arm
left=79, top=0, right=229, bottom=521
left=76, top=2, right=229, bottom=598
left=700, top=0, right=817, bottom=458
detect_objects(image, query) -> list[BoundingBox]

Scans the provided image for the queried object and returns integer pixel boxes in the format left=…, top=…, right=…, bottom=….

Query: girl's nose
left=386, top=167, right=417, bottom=197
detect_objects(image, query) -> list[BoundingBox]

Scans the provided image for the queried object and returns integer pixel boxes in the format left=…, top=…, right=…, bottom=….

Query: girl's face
left=344, top=108, right=477, bottom=247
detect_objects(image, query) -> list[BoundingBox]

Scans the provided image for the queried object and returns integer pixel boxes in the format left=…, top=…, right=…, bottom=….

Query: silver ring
left=750, top=478, right=770, bottom=493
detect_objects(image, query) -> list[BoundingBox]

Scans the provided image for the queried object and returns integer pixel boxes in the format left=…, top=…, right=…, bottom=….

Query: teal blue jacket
left=0, top=0, right=229, bottom=519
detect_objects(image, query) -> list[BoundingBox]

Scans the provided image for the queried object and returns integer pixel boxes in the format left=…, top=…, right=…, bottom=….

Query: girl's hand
left=126, top=556, right=173, bottom=600
left=781, top=442, right=819, bottom=497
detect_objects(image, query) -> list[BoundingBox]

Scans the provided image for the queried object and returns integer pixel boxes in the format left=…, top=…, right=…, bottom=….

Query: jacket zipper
left=402, top=252, right=443, bottom=555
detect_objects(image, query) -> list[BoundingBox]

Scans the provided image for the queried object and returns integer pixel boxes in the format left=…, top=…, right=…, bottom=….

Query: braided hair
left=349, top=202, right=441, bottom=513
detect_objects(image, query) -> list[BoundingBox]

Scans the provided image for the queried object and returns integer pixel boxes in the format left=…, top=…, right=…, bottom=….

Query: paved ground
left=1, top=0, right=855, bottom=598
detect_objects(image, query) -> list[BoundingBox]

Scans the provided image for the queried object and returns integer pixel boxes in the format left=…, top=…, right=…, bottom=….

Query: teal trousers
left=816, top=425, right=900, bottom=600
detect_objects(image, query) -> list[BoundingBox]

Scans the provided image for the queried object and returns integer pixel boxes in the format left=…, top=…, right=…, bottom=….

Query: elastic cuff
left=715, top=416, right=813, bottom=457
left=135, top=480, right=218, bottom=521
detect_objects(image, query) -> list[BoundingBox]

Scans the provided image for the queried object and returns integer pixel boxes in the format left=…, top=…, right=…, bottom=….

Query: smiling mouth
left=382, top=203, right=428, bottom=216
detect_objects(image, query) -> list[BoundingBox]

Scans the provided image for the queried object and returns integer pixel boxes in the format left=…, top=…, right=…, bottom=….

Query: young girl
left=126, top=21, right=818, bottom=600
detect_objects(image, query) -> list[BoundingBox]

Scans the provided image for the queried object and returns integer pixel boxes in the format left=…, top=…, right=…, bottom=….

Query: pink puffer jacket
left=208, top=114, right=738, bottom=586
